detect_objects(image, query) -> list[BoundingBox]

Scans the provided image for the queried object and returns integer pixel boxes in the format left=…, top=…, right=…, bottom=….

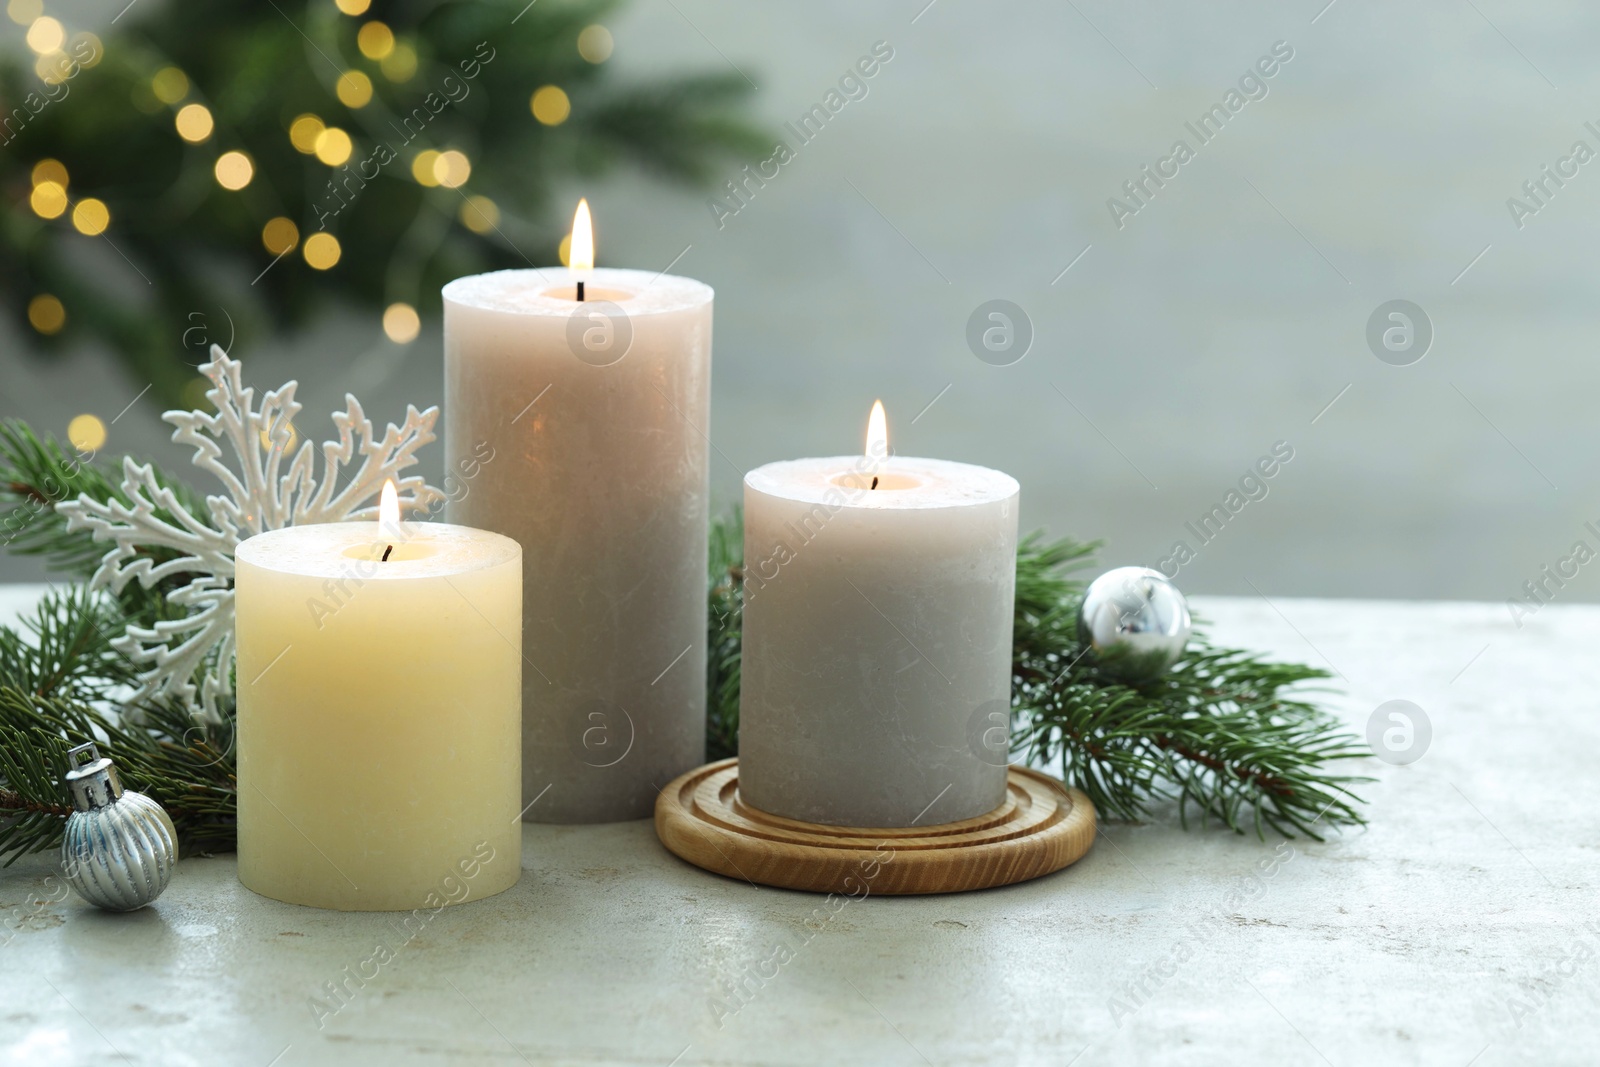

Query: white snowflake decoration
left=58, top=345, right=445, bottom=723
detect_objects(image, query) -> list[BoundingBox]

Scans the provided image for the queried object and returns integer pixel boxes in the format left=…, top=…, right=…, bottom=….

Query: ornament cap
left=64, top=741, right=124, bottom=812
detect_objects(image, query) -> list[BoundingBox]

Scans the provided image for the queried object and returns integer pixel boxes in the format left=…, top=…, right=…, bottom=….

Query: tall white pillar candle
left=443, top=265, right=712, bottom=823
left=236, top=510, right=522, bottom=911
left=738, top=443, right=1020, bottom=828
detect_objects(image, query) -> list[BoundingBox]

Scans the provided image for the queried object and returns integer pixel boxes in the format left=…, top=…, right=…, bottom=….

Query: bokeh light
left=151, top=66, right=189, bottom=103
left=35, top=50, right=71, bottom=85
left=289, top=114, right=325, bottom=153
left=433, top=150, right=470, bottom=189
left=262, top=217, right=300, bottom=255
left=27, top=294, right=64, bottom=334
left=577, top=25, right=613, bottom=63
left=357, top=21, right=394, bottom=60
left=303, top=232, right=341, bottom=270
left=531, top=85, right=571, bottom=126
left=7, top=0, right=42, bottom=26
left=334, top=0, right=370, bottom=13
left=71, top=198, right=109, bottom=236
left=382, top=303, right=420, bottom=344
left=459, top=195, right=499, bottom=234
left=29, top=180, right=67, bottom=218
left=67, top=414, right=106, bottom=452
left=180, top=377, right=212, bottom=412
left=336, top=70, right=373, bottom=108
left=69, top=30, right=101, bottom=66
left=31, top=159, right=67, bottom=187
left=25, top=15, right=63, bottom=54
left=259, top=422, right=299, bottom=453
left=175, top=103, right=214, bottom=143
left=314, top=127, right=353, bottom=166
left=380, top=43, right=417, bottom=82
left=411, top=149, right=440, bottom=186
left=214, top=151, right=254, bottom=190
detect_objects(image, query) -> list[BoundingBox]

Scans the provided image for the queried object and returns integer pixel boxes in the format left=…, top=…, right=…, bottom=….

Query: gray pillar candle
left=442, top=251, right=712, bottom=823
left=738, top=408, right=1020, bottom=828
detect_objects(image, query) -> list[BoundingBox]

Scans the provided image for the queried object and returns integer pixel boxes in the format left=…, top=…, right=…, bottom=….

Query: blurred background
left=2, top=0, right=1595, bottom=604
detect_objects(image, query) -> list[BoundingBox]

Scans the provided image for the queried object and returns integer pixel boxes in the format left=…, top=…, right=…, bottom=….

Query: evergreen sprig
left=0, top=424, right=237, bottom=860
left=0, top=587, right=236, bottom=861
left=0, top=427, right=1369, bottom=864
left=0, top=419, right=206, bottom=626
left=706, top=520, right=1370, bottom=839
left=1004, top=533, right=1368, bottom=839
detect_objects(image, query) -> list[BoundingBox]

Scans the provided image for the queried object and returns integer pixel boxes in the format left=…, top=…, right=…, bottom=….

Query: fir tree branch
left=706, top=521, right=1371, bottom=838
left=0, top=421, right=209, bottom=628
left=0, top=590, right=236, bottom=863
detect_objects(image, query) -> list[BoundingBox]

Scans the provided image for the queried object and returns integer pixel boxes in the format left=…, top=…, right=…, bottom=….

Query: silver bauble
left=1077, top=566, right=1192, bottom=681
left=60, top=742, right=177, bottom=911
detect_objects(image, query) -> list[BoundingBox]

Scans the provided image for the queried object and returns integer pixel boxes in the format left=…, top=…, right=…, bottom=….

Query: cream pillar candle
left=739, top=405, right=1020, bottom=828
left=235, top=489, right=522, bottom=911
left=442, top=210, right=712, bottom=823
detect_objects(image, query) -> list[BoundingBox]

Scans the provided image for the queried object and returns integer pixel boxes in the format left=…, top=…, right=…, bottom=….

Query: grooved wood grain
left=654, top=759, right=1096, bottom=895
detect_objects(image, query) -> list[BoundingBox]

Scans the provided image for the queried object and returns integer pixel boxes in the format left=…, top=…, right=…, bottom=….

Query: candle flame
left=569, top=198, right=594, bottom=273
left=379, top=478, right=400, bottom=528
left=866, top=399, right=888, bottom=460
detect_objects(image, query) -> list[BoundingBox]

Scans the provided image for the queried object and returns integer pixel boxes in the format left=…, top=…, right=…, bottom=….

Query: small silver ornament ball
left=1077, top=566, right=1192, bottom=681
left=60, top=742, right=177, bottom=911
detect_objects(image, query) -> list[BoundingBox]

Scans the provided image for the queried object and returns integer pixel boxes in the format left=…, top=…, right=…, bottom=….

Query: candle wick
left=870, top=476, right=878, bottom=491
left=576, top=280, right=586, bottom=302
left=382, top=544, right=393, bottom=562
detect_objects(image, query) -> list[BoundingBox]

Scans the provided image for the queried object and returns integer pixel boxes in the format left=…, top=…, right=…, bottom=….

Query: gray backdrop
left=4, top=0, right=1596, bottom=611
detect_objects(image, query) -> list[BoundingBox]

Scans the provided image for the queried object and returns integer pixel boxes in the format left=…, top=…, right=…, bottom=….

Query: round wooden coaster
left=654, top=759, right=1096, bottom=895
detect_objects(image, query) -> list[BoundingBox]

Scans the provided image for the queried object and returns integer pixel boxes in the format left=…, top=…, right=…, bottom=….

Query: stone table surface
left=2, top=587, right=1597, bottom=1066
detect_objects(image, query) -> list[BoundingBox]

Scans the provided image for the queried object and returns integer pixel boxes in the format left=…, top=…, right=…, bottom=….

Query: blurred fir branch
left=706, top=510, right=742, bottom=762
left=0, top=0, right=769, bottom=405
left=705, top=519, right=1371, bottom=839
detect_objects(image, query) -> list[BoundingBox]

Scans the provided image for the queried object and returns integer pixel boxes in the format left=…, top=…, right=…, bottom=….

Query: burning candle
left=442, top=201, right=713, bottom=823
left=235, top=482, right=523, bottom=910
left=738, top=403, right=1021, bottom=827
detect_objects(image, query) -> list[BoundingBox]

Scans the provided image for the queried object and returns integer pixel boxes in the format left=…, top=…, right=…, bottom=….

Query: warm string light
left=23, top=49, right=610, bottom=356
left=67, top=413, right=105, bottom=452
left=531, top=85, right=571, bottom=126
left=577, top=25, right=613, bottom=63
left=357, top=20, right=393, bottom=59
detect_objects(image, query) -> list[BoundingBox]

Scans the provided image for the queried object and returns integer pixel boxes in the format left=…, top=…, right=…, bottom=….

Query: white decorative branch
left=57, top=344, right=444, bottom=723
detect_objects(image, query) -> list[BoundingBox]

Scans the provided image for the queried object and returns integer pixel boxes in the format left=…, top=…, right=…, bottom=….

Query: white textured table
left=3, top=589, right=1597, bottom=1066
